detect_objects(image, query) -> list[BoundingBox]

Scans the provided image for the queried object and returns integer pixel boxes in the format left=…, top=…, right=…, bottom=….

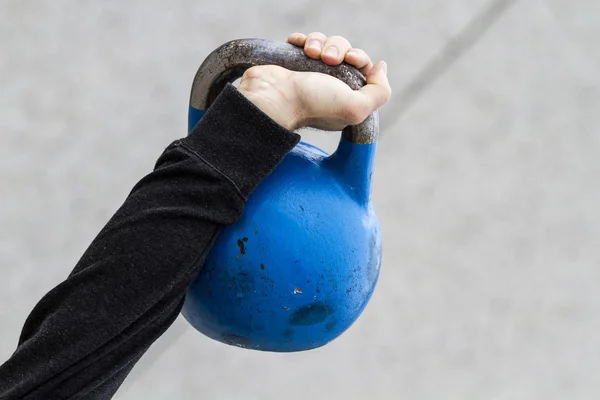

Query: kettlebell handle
left=189, top=38, right=379, bottom=144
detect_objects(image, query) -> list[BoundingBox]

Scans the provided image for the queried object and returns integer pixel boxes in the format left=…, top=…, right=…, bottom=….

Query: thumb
left=358, top=61, right=392, bottom=111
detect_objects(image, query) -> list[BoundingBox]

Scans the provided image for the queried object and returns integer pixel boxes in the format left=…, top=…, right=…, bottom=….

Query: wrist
left=238, top=87, right=300, bottom=131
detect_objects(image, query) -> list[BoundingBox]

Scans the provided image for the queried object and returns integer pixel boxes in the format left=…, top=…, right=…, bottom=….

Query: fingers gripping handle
left=188, top=38, right=379, bottom=144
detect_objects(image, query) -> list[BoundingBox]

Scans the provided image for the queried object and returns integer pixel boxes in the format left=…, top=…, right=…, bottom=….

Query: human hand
left=238, top=32, right=392, bottom=131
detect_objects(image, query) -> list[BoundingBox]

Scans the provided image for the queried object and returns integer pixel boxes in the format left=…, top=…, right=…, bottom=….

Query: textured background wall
left=1, top=0, right=599, bottom=399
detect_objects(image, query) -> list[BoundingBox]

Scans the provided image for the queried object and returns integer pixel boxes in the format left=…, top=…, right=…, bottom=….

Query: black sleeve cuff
left=180, top=84, right=301, bottom=199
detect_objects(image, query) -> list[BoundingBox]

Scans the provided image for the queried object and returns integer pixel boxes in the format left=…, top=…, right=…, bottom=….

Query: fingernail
left=382, top=61, right=388, bottom=75
left=325, top=46, right=339, bottom=57
left=307, top=40, right=321, bottom=51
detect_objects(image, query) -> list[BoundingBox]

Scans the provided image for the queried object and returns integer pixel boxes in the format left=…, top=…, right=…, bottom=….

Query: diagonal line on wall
left=380, top=0, right=519, bottom=133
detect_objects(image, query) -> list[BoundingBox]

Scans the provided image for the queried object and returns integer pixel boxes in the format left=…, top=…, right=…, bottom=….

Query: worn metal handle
left=189, top=38, right=379, bottom=144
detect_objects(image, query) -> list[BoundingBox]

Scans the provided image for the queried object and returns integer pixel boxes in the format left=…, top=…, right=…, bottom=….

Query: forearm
left=0, top=84, right=300, bottom=400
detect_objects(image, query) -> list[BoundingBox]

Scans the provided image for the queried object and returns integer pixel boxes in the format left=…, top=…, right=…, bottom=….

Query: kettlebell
left=181, top=39, right=382, bottom=352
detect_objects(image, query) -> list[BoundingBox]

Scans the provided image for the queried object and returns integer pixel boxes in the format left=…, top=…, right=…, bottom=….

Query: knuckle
left=356, top=49, right=370, bottom=59
left=243, top=66, right=262, bottom=79
left=328, top=36, right=351, bottom=49
left=354, top=49, right=371, bottom=62
left=339, top=36, right=353, bottom=46
left=307, top=31, right=327, bottom=41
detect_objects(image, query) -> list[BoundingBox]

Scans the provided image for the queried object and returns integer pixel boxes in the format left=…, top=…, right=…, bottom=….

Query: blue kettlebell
left=181, top=39, right=382, bottom=352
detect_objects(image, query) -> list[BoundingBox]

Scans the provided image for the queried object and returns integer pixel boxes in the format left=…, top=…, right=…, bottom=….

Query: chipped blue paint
left=182, top=106, right=382, bottom=352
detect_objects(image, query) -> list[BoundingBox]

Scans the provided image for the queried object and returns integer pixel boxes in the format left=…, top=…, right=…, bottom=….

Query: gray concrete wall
left=1, top=0, right=599, bottom=398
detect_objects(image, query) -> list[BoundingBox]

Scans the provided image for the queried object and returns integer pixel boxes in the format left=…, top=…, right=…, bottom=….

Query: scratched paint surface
left=183, top=139, right=382, bottom=352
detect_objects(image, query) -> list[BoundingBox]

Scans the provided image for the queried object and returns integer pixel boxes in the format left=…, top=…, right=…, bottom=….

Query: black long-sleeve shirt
left=0, top=84, right=301, bottom=399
